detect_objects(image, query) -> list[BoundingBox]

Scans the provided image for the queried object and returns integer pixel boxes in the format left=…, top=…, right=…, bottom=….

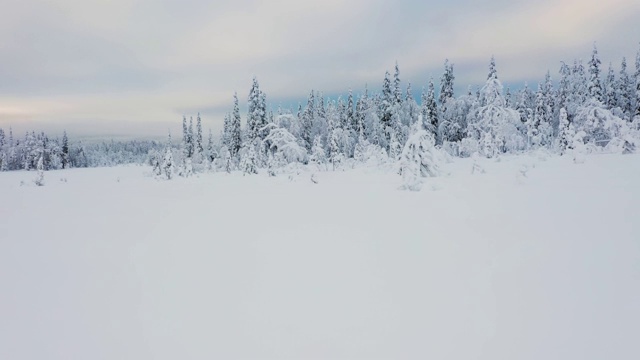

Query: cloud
left=0, top=0, right=638, bottom=137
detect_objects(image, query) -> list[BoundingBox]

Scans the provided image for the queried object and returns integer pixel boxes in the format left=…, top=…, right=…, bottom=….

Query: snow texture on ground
left=1, top=153, right=639, bottom=359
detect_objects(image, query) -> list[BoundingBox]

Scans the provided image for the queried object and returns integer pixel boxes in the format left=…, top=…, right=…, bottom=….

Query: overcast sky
left=1, top=0, right=639, bottom=139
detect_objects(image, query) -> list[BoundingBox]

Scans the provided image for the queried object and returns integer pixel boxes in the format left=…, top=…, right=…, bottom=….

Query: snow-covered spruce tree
left=182, top=115, right=188, bottom=155
left=604, top=63, right=617, bottom=110
left=61, top=130, right=70, bottom=169
left=505, top=87, right=513, bottom=108
left=393, top=61, right=402, bottom=106
left=222, top=112, right=231, bottom=149
left=187, top=116, right=195, bottom=158
left=571, top=60, right=588, bottom=111
left=247, top=77, right=263, bottom=144
left=329, top=126, right=343, bottom=170
left=196, top=113, right=204, bottom=155
left=381, top=70, right=394, bottom=129
left=230, top=93, right=242, bottom=158
left=301, top=90, right=315, bottom=151
left=399, top=127, right=440, bottom=191
left=0, top=152, right=7, bottom=172
left=206, top=128, right=216, bottom=164
left=515, top=82, right=534, bottom=125
left=421, top=79, right=438, bottom=138
left=34, top=155, right=44, bottom=186
left=163, top=147, right=175, bottom=179
left=150, top=149, right=162, bottom=176
left=309, top=135, right=327, bottom=168
left=543, top=71, right=556, bottom=130
left=616, top=58, right=632, bottom=119
left=468, top=58, right=524, bottom=157
left=634, top=48, right=640, bottom=119
left=162, top=134, right=175, bottom=180
left=388, top=130, right=402, bottom=162
left=312, top=92, right=329, bottom=151
left=556, top=107, right=574, bottom=155
left=588, top=44, right=603, bottom=103
left=347, top=89, right=356, bottom=132
left=438, top=61, right=462, bottom=144
left=558, top=62, right=572, bottom=115
left=403, top=82, right=420, bottom=128
left=531, top=83, right=553, bottom=148
left=240, top=141, right=258, bottom=175
left=353, top=129, right=369, bottom=164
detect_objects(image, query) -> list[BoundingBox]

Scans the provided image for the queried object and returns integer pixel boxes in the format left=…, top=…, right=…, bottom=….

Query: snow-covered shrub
left=34, top=156, right=45, bottom=186
left=264, top=125, right=307, bottom=164
left=441, top=140, right=459, bottom=157
left=471, top=152, right=485, bottom=174
left=572, top=131, right=588, bottom=164
left=180, top=158, right=193, bottom=177
left=459, top=138, right=479, bottom=158
left=574, top=100, right=624, bottom=147
left=309, top=136, right=327, bottom=170
left=399, top=130, right=440, bottom=191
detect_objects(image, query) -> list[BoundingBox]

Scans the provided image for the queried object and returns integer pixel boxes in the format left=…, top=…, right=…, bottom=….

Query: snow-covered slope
left=1, top=153, right=639, bottom=360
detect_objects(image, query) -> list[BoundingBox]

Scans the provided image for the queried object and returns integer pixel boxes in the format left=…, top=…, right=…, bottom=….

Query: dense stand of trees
left=4, top=44, right=640, bottom=180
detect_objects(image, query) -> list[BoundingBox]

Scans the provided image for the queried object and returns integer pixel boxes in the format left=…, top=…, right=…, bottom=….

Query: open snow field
left=1, top=153, right=639, bottom=359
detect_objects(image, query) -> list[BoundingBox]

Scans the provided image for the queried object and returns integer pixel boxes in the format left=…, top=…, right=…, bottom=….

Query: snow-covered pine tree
left=588, top=44, right=603, bottom=103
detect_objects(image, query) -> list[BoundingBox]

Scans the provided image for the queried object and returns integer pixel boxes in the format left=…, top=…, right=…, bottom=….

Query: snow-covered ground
left=1, top=153, right=639, bottom=360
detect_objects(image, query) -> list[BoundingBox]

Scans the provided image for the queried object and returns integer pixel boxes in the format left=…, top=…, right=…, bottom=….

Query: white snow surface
left=1, top=153, right=639, bottom=360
